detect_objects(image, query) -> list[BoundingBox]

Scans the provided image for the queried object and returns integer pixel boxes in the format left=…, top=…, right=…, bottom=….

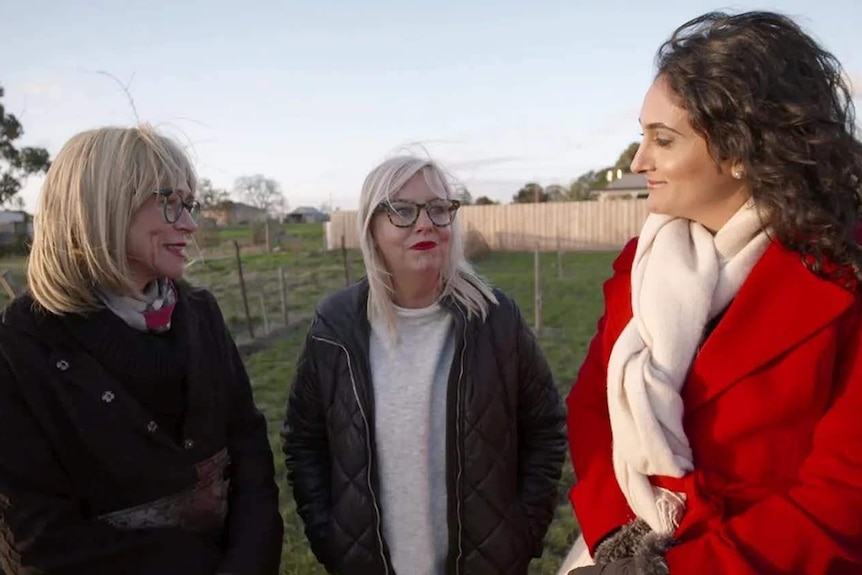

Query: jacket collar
left=311, top=277, right=471, bottom=345
left=684, top=240, right=855, bottom=411
left=309, top=278, right=372, bottom=365
left=2, top=281, right=194, bottom=346
left=2, top=292, right=52, bottom=339
left=604, top=239, right=856, bottom=413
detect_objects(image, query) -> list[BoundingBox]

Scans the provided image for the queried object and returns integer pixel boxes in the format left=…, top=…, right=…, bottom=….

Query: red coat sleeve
left=567, top=240, right=638, bottom=552
left=665, top=303, right=862, bottom=574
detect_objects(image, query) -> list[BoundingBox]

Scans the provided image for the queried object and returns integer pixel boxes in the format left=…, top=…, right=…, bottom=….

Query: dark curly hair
left=656, top=11, right=862, bottom=287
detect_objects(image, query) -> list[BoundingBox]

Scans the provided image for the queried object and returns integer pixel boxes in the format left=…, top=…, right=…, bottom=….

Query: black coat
left=282, top=279, right=567, bottom=574
left=0, top=285, right=283, bottom=575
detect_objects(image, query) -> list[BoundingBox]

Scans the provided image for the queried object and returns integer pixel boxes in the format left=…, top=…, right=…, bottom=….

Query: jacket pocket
left=508, top=502, right=538, bottom=564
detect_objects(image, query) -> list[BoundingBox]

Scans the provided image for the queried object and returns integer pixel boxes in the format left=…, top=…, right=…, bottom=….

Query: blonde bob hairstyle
left=357, top=155, right=497, bottom=332
left=28, top=124, right=197, bottom=315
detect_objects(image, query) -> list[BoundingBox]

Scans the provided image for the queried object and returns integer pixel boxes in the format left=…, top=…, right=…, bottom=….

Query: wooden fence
left=325, top=199, right=650, bottom=252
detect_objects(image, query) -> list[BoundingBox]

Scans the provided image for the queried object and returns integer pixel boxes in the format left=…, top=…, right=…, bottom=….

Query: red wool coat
left=567, top=237, right=862, bottom=574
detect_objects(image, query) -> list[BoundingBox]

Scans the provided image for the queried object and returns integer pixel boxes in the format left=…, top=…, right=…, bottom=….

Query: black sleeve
left=513, top=302, right=568, bottom=556
left=207, top=295, right=284, bottom=575
left=0, top=356, right=221, bottom=575
left=280, top=330, right=333, bottom=569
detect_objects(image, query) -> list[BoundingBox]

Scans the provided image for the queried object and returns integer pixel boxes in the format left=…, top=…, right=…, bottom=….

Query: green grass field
left=0, top=223, right=618, bottom=574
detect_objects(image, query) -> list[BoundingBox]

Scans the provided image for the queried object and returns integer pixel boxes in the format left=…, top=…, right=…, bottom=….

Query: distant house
left=200, top=201, right=267, bottom=226
left=285, top=206, right=330, bottom=224
left=594, top=172, right=648, bottom=201
left=0, top=210, right=32, bottom=245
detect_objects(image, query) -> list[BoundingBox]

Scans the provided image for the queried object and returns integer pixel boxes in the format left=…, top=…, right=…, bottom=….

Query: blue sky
left=3, top=0, right=860, bottom=212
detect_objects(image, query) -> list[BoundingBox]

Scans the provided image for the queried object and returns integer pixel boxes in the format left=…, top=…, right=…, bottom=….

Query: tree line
left=480, top=142, right=640, bottom=206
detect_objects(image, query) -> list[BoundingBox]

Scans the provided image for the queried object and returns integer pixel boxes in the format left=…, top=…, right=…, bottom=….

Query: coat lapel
left=602, top=240, right=636, bottom=357
left=685, top=241, right=854, bottom=411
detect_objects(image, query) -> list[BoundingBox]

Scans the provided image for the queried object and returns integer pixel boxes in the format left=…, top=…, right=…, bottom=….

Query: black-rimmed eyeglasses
left=154, top=188, right=201, bottom=224
left=375, top=198, right=460, bottom=228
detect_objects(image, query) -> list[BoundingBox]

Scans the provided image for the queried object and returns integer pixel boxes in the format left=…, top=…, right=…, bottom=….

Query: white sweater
left=369, top=302, right=455, bottom=575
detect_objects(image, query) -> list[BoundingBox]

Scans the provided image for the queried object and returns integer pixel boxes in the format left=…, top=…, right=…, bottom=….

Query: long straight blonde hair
left=357, top=155, right=497, bottom=333
left=28, top=125, right=197, bottom=315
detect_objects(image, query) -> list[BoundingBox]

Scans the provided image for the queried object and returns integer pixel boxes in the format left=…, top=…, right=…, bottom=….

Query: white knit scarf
left=607, top=200, right=770, bottom=534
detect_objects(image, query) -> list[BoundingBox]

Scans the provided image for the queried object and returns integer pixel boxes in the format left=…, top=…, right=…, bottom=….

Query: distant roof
left=0, top=210, right=28, bottom=224
left=603, top=173, right=648, bottom=191
left=289, top=206, right=324, bottom=215
left=202, top=201, right=264, bottom=212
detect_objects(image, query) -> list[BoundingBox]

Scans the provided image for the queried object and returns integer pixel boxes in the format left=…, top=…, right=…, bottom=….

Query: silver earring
left=732, top=167, right=744, bottom=180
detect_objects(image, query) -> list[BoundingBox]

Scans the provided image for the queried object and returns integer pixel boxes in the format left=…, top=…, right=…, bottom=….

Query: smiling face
left=126, top=186, right=199, bottom=292
left=630, top=75, right=751, bottom=232
left=371, top=169, right=454, bottom=290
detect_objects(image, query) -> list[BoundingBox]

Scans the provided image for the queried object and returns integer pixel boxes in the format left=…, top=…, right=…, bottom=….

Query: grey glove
left=577, top=519, right=672, bottom=575
left=568, top=559, right=637, bottom=575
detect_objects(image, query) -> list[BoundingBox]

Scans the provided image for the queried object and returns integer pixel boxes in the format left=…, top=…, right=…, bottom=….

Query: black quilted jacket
left=282, top=278, right=567, bottom=574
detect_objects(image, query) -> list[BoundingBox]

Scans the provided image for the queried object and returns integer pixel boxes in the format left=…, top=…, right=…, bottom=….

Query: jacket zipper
left=311, top=335, right=389, bottom=575
left=453, top=307, right=468, bottom=575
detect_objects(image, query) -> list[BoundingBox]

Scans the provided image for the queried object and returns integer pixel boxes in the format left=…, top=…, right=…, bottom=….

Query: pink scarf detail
left=98, top=279, right=178, bottom=333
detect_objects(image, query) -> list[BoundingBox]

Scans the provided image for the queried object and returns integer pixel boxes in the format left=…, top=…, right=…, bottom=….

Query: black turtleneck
left=60, top=307, right=188, bottom=443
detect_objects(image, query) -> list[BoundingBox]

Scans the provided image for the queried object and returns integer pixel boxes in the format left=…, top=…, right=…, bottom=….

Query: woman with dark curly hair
left=561, top=10, right=862, bottom=575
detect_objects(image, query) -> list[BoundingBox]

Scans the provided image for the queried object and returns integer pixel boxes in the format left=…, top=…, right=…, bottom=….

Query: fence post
left=259, top=294, right=269, bottom=335
left=265, top=220, right=272, bottom=253
left=534, top=243, right=542, bottom=335
left=279, top=266, right=289, bottom=326
left=191, top=235, right=206, bottom=266
left=341, top=235, right=353, bottom=286
left=233, top=240, right=255, bottom=340
left=557, top=236, right=563, bottom=280
left=0, top=270, right=19, bottom=300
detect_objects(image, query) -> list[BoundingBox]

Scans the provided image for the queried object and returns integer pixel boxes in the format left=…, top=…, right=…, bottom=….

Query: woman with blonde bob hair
left=283, top=155, right=567, bottom=574
left=0, top=125, right=283, bottom=574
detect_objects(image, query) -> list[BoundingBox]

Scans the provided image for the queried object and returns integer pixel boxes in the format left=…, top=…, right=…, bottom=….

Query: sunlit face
left=630, top=75, right=750, bottom=232
left=126, top=186, right=199, bottom=292
left=371, top=170, right=454, bottom=288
